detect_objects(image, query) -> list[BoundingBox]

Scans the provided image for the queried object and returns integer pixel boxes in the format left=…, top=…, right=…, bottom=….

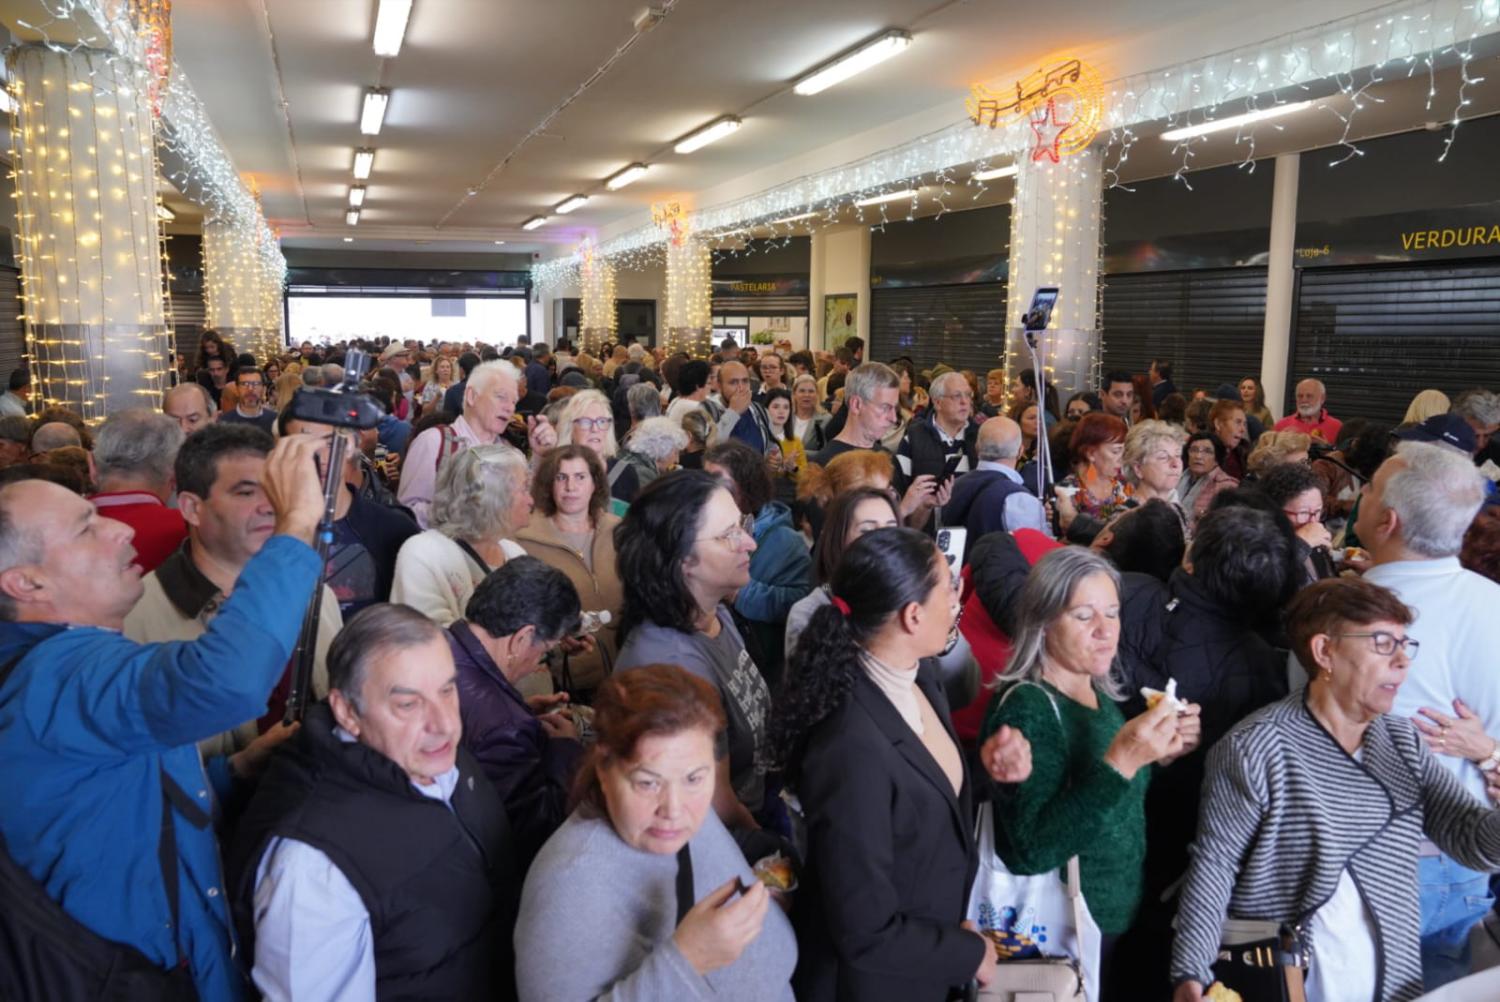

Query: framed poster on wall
left=824, top=294, right=857, bottom=349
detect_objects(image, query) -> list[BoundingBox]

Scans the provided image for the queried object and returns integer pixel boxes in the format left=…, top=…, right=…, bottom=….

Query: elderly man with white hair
left=1274, top=377, right=1342, bottom=443
left=893, top=369, right=977, bottom=492
left=1355, top=441, right=1500, bottom=989
left=397, top=360, right=555, bottom=528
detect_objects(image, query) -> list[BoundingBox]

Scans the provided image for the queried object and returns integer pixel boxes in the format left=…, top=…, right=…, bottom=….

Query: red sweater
left=90, top=491, right=187, bottom=573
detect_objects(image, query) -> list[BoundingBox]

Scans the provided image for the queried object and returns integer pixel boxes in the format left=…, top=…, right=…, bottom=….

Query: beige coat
left=515, top=512, right=624, bottom=694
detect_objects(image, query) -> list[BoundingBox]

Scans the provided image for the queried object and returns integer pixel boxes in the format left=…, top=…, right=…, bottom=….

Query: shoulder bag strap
left=674, top=844, right=695, bottom=925
left=453, top=538, right=493, bottom=577
left=606, top=460, right=630, bottom=489
left=156, top=767, right=211, bottom=968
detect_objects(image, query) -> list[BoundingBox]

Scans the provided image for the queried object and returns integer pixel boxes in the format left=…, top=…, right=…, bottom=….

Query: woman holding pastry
left=983, top=546, right=1201, bottom=997
left=1172, top=578, right=1500, bottom=1002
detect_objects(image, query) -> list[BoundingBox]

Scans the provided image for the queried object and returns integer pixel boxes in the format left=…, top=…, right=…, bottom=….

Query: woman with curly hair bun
left=770, top=527, right=1031, bottom=1002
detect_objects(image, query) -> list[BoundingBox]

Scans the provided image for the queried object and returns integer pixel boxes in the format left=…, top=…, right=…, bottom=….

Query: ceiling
left=2, top=0, right=1496, bottom=255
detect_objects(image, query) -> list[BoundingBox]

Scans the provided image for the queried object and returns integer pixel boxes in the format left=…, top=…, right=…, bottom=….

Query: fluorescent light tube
left=522, top=216, right=548, bottom=231
left=360, top=88, right=390, bottom=136
left=605, top=163, right=649, bottom=190
left=348, top=185, right=367, bottom=207
left=674, top=115, right=742, bottom=154
left=372, top=0, right=414, bottom=58
left=768, top=211, right=818, bottom=225
left=854, top=189, right=918, bottom=207
left=352, top=148, right=375, bottom=179
left=972, top=165, right=1018, bottom=181
left=794, top=29, right=912, bottom=96
left=1159, top=101, right=1314, bottom=141
left=343, top=236, right=354, bottom=242
left=346, top=210, right=360, bottom=226
left=156, top=203, right=175, bottom=221
left=554, top=195, right=588, bottom=214
left=493, top=240, right=505, bottom=245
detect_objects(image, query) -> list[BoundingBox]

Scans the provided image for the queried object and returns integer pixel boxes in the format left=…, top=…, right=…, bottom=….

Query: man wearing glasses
left=809, top=361, right=902, bottom=467
left=219, top=366, right=277, bottom=435
left=1358, top=440, right=1500, bottom=990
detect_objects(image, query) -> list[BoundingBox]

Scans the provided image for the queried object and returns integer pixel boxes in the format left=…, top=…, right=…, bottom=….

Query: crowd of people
left=2, top=331, right=1500, bottom=1002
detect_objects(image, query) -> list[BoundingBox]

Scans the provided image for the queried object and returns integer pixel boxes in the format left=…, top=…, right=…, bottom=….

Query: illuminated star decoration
left=1028, top=99, right=1074, bottom=163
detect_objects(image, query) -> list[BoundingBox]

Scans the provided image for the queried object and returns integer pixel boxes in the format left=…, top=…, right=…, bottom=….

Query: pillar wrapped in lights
left=202, top=218, right=268, bottom=356
left=664, top=237, right=712, bottom=357
left=8, top=45, right=174, bottom=421
left=1003, top=148, right=1105, bottom=406
left=578, top=243, right=616, bottom=357
left=257, top=232, right=286, bottom=353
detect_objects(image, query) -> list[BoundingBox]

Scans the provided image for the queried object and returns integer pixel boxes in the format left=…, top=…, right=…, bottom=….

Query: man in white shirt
left=1359, top=440, right=1498, bottom=990
left=398, top=360, right=555, bottom=527
left=230, top=603, right=515, bottom=1002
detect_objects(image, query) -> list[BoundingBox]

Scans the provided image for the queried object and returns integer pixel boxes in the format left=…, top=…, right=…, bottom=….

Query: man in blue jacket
left=0, top=434, right=326, bottom=1001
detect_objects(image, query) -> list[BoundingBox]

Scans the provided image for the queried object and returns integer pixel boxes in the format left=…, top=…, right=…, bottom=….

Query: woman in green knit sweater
left=981, top=547, right=1201, bottom=995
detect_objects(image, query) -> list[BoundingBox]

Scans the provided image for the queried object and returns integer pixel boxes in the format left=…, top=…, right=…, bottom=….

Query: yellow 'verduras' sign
left=1401, top=225, right=1500, bottom=251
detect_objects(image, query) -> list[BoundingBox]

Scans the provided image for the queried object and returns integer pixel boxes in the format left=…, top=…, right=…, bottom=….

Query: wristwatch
left=1477, top=740, right=1500, bottom=774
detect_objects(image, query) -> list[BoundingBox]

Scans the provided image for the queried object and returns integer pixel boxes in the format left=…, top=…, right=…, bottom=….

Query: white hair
left=466, top=359, right=519, bottom=399
left=929, top=371, right=969, bottom=400
left=1385, top=442, right=1486, bottom=557
left=430, top=444, right=530, bottom=542
left=1452, top=389, right=1500, bottom=429
left=627, top=416, right=689, bottom=462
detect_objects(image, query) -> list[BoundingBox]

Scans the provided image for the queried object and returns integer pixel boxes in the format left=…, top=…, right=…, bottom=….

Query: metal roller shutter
left=869, top=282, right=1007, bottom=373
left=1101, top=268, right=1269, bottom=395
left=169, top=289, right=206, bottom=367
left=0, top=267, right=23, bottom=381
left=1291, top=261, right=1500, bottom=424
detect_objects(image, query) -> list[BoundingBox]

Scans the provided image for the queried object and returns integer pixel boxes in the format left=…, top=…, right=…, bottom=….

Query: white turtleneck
left=861, top=649, right=964, bottom=795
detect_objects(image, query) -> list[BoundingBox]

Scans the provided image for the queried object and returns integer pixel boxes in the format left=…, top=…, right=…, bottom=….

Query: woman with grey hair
left=616, top=415, right=687, bottom=490
left=980, top=546, right=1200, bottom=989
left=390, top=444, right=534, bottom=626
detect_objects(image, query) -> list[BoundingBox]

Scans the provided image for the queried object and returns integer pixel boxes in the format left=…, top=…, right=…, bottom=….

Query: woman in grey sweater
left=515, top=665, right=795, bottom=1002
left=1172, top=578, right=1500, bottom=1002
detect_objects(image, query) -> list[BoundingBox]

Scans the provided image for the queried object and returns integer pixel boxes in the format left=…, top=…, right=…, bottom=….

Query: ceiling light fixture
left=972, top=164, right=1018, bottom=181
left=493, top=239, right=505, bottom=245
left=555, top=194, right=589, bottom=214
left=854, top=188, right=919, bottom=207
left=1159, top=100, right=1314, bottom=141
left=348, top=185, right=367, bottom=207
left=346, top=210, right=360, bottom=226
left=156, top=203, right=175, bottom=222
left=605, top=163, right=650, bottom=190
left=372, top=0, right=414, bottom=58
left=768, top=211, right=818, bottom=225
left=360, top=88, right=390, bottom=135
left=674, top=115, right=742, bottom=154
left=352, top=148, right=375, bottom=179
left=521, top=215, right=548, bottom=231
left=793, top=28, right=912, bottom=96
left=343, top=236, right=354, bottom=242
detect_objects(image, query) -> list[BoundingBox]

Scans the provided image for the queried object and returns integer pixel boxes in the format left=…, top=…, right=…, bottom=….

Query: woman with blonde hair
left=555, top=388, right=639, bottom=505
left=1401, top=388, right=1451, bottom=427
left=1246, top=429, right=1312, bottom=477
left=418, top=354, right=459, bottom=412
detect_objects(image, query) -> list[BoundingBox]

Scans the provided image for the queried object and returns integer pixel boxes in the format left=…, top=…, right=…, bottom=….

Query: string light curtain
left=578, top=242, right=616, bottom=356
left=257, top=231, right=285, bottom=353
left=8, top=44, right=174, bottom=422
left=665, top=237, right=712, bottom=357
left=1003, top=148, right=1104, bottom=406
left=202, top=217, right=264, bottom=356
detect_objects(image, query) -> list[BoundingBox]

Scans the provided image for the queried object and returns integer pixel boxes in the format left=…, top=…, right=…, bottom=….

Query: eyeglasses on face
left=1282, top=506, right=1323, bottom=524
left=696, top=512, right=756, bottom=549
left=1332, top=631, right=1419, bottom=659
left=572, top=416, right=614, bottom=432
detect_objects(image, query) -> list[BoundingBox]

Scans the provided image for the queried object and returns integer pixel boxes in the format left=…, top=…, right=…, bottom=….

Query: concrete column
left=203, top=218, right=270, bottom=358
left=1004, top=147, right=1104, bottom=404
left=808, top=224, right=871, bottom=352
left=665, top=237, right=712, bottom=356
left=1259, top=152, right=1300, bottom=420
left=8, top=45, right=173, bottom=421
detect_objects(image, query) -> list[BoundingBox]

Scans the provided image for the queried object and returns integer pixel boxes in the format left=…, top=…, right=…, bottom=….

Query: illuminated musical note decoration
left=968, top=56, right=1105, bottom=161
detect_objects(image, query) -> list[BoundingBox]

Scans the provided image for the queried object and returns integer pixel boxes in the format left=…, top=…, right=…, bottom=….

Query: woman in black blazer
left=768, top=527, right=1031, bottom=1002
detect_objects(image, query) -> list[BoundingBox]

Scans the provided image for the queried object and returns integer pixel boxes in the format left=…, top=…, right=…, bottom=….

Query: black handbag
left=1210, top=919, right=1308, bottom=1002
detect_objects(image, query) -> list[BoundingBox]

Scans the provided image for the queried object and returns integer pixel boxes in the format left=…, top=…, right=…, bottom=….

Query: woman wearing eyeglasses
left=1259, top=463, right=1337, bottom=587
left=1172, top=577, right=1500, bottom=1002
left=613, top=470, right=773, bottom=831
left=556, top=389, right=640, bottom=507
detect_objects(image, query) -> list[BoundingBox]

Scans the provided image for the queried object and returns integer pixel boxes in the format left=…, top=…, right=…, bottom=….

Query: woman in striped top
left=1172, top=577, right=1500, bottom=1002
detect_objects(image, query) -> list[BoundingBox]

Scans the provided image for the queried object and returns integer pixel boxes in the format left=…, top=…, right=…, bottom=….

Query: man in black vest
left=230, top=603, right=516, bottom=1001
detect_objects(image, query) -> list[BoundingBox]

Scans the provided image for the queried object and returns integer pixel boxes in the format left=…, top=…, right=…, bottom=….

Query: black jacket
left=229, top=704, right=517, bottom=1001
left=792, top=665, right=986, bottom=1002
left=1116, top=568, right=1289, bottom=890
left=895, top=414, right=978, bottom=492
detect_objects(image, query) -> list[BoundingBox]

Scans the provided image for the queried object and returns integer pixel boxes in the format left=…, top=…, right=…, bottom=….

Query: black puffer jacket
left=1116, top=566, right=1289, bottom=890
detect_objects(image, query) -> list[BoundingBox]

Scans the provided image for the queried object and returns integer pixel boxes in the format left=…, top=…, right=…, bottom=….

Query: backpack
left=0, top=656, right=202, bottom=1002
